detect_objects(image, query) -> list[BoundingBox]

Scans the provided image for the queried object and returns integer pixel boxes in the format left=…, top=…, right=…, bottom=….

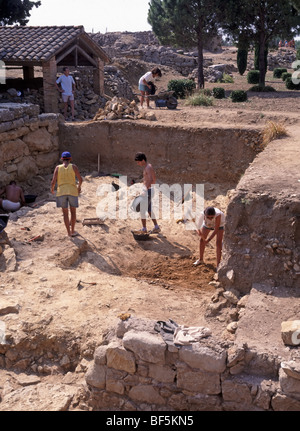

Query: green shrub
left=184, top=93, right=214, bottom=106
left=273, top=68, right=287, bottom=78
left=281, top=72, right=292, bottom=81
left=285, top=76, right=300, bottom=90
left=247, top=70, right=260, bottom=84
left=248, top=85, right=276, bottom=92
left=167, top=79, right=196, bottom=99
left=212, top=87, right=225, bottom=99
left=219, top=73, right=234, bottom=83
left=199, top=88, right=212, bottom=96
left=296, top=47, right=300, bottom=60
left=230, top=90, right=248, bottom=102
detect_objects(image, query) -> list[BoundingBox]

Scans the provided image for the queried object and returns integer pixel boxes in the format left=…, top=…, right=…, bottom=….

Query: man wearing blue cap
left=51, top=151, right=82, bottom=237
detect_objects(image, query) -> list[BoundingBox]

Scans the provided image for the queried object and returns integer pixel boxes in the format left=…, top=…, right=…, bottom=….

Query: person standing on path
left=194, top=206, right=225, bottom=267
left=138, top=67, right=162, bottom=108
left=134, top=152, right=160, bottom=234
left=51, top=151, right=82, bottom=237
left=55, top=67, right=76, bottom=121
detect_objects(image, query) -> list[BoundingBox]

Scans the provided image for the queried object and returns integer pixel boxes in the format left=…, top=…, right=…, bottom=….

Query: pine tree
left=148, top=0, right=222, bottom=89
left=0, top=0, right=41, bottom=26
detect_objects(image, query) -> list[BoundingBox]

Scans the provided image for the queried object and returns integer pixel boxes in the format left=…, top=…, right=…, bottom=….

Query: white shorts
left=62, top=94, right=74, bottom=103
left=2, top=200, right=21, bottom=212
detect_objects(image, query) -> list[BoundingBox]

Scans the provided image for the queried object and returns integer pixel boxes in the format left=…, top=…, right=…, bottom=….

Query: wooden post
left=93, top=57, right=104, bottom=96
left=23, top=66, right=34, bottom=81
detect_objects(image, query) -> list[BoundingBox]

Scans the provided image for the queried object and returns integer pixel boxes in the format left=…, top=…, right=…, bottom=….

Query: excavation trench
left=2, top=118, right=299, bottom=411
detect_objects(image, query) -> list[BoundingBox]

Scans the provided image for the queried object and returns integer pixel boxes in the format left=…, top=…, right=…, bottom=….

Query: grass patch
left=184, top=92, right=214, bottom=106
left=261, top=121, right=288, bottom=147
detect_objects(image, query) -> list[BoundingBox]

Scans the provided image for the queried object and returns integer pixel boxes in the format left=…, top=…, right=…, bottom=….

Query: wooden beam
left=76, top=45, right=97, bottom=67
left=56, top=45, right=76, bottom=65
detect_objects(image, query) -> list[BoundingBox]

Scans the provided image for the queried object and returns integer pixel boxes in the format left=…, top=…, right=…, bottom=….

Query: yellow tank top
left=56, top=163, right=78, bottom=197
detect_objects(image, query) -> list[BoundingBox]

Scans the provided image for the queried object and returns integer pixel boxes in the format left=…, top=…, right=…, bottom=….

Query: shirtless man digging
left=134, top=152, right=161, bottom=234
left=0, top=181, right=25, bottom=212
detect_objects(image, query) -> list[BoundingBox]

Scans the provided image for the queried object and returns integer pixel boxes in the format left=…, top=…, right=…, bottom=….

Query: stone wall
left=91, top=31, right=222, bottom=76
left=85, top=317, right=300, bottom=411
left=0, top=103, right=62, bottom=184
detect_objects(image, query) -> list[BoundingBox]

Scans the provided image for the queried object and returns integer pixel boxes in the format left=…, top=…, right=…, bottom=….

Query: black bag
left=148, top=81, right=156, bottom=95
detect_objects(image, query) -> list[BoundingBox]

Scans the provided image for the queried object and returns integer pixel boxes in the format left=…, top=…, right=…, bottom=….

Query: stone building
left=0, top=25, right=110, bottom=113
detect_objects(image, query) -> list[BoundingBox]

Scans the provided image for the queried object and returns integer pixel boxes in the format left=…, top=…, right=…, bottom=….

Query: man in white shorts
left=0, top=180, right=25, bottom=212
left=55, top=67, right=76, bottom=121
left=194, top=206, right=225, bottom=268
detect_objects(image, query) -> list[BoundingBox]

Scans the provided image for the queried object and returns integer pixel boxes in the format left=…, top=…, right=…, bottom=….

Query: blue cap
left=61, top=151, right=71, bottom=159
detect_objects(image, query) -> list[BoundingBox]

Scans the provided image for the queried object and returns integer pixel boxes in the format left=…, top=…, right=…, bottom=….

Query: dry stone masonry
left=0, top=103, right=61, bottom=184
left=85, top=317, right=300, bottom=411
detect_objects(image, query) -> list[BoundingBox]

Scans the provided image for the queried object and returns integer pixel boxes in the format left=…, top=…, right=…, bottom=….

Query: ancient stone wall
left=0, top=103, right=62, bottom=184
left=85, top=317, right=300, bottom=411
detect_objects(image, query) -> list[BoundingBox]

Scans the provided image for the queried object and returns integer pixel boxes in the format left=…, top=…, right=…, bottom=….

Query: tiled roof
left=0, top=26, right=108, bottom=63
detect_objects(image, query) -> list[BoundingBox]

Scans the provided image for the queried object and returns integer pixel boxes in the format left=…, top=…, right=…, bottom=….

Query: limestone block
left=0, top=139, right=28, bottom=166
left=123, top=331, right=166, bottom=364
left=106, top=342, right=136, bottom=373
left=222, top=379, right=252, bottom=404
left=178, top=343, right=227, bottom=373
left=35, top=151, right=59, bottom=169
left=85, top=362, right=106, bottom=389
left=128, top=384, right=165, bottom=405
left=2, top=247, right=17, bottom=272
left=105, top=368, right=126, bottom=395
left=281, top=361, right=300, bottom=381
left=271, top=392, right=300, bottom=411
left=17, top=156, right=38, bottom=182
left=22, top=127, right=53, bottom=152
left=148, top=364, right=176, bottom=383
left=281, top=320, right=300, bottom=346
left=94, top=345, right=108, bottom=365
left=279, top=368, right=300, bottom=399
left=0, top=126, right=30, bottom=143
left=177, top=365, right=221, bottom=395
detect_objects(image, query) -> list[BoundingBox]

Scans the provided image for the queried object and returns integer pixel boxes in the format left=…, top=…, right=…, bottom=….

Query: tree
left=0, top=0, right=41, bottom=26
left=221, top=0, right=300, bottom=87
left=148, top=0, right=222, bottom=89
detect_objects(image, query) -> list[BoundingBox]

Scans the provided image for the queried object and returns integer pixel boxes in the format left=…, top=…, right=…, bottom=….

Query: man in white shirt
left=194, top=206, right=225, bottom=268
left=55, top=67, right=76, bottom=121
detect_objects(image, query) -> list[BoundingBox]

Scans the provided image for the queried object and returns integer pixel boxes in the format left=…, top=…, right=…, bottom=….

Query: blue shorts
left=203, top=225, right=224, bottom=231
left=56, top=195, right=78, bottom=209
left=139, top=83, right=149, bottom=93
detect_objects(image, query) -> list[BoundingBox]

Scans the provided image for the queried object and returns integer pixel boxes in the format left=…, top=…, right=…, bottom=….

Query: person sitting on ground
left=0, top=180, right=25, bottom=212
left=138, top=67, right=162, bottom=109
left=51, top=151, right=82, bottom=238
left=194, top=206, right=225, bottom=268
left=134, top=152, right=160, bottom=234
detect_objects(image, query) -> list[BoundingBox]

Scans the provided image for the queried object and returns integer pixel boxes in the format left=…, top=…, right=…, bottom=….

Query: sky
left=27, top=0, right=152, bottom=33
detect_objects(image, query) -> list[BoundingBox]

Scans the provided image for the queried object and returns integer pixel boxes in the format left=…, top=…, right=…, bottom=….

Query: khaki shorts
left=62, top=94, right=74, bottom=103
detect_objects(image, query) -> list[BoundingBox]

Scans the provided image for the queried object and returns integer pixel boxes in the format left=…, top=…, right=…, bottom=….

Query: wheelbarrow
left=148, top=90, right=178, bottom=110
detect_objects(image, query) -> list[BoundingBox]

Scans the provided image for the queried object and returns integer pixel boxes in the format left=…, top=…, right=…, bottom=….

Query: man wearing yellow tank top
left=51, top=151, right=82, bottom=237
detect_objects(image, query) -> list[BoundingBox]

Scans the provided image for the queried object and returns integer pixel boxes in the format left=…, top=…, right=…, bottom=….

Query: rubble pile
left=93, top=96, right=156, bottom=121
